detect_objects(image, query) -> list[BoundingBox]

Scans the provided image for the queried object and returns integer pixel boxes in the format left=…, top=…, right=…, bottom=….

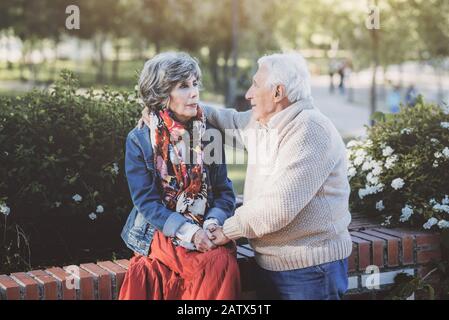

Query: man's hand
left=193, top=229, right=217, bottom=252
left=210, top=226, right=231, bottom=246
left=137, top=106, right=151, bottom=129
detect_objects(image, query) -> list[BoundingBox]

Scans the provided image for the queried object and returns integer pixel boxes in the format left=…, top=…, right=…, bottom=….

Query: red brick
left=372, top=228, right=415, bottom=265
left=63, top=265, right=95, bottom=300
left=80, top=263, right=112, bottom=300
left=414, top=233, right=441, bottom=249
left=97, top=261, right=127, bottom=298
left=45, top=267, right=76, bottom=300
left=10, top=272, right=40, bottom=300
left=0, top=275, right=21, bottom=300
left=362, top=229, right=400, bottom=267
left=351, top=231, right=386, bottom=268
left=114, top=259, right=130, bottom=270
left=417, top=250, right=442, bottom=264
left=351, top=235, right=371, bottom=271
left=348, top=243, right=358, bottom=272
left=28, top=270, right=59, bottom=300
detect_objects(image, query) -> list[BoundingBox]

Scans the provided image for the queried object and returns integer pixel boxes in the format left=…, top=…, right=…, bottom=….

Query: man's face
left=245, top=64, right=277, bottom=124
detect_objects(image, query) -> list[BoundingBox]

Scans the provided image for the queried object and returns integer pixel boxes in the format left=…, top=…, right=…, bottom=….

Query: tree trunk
left=370, top=26, right=380, bottom=124
left=50, top=40, right=59, bottom=81
left=95, top=34, right=107, bottom=83
left=209, top=49, right=220, bottom=92
left=112, top=41, right=121, bottom=84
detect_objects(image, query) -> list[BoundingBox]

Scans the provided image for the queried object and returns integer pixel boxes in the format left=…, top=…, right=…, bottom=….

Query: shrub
left=347, top=97, right=449, bottom=231
left=0, top=71, right=141, bottom=272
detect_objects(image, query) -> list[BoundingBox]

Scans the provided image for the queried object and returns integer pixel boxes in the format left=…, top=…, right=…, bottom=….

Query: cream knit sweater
left=203, top=98, right=353, bottom=271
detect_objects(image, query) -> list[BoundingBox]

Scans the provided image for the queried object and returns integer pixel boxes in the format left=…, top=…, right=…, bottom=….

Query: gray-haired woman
left=119, top=52, right=240, bottom=300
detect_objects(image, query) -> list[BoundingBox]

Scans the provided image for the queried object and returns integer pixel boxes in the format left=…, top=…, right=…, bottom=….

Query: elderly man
left=205, top=52, right=352, bottom=300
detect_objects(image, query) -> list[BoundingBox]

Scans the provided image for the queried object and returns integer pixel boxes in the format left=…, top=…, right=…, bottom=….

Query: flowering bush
left=347, top=97, right=449, bottom=232
left=0, top=71, right=141, bottom=272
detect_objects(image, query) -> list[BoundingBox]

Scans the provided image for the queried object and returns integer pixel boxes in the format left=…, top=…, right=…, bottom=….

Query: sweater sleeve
left=223, top=120, right=337, bottom=240
left=202, top=105, right=253, bottom=149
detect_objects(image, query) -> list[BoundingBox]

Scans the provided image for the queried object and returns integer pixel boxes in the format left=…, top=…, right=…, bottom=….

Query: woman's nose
left=190, top=87, right=199, bottom=99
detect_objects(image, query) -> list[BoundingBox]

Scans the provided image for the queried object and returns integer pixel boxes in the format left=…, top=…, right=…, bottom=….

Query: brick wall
left=0, top=216, right=443, bottom=300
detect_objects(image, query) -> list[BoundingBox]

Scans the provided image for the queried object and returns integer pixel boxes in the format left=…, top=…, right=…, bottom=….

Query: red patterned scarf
left=147, top=107, right=208, bottom=227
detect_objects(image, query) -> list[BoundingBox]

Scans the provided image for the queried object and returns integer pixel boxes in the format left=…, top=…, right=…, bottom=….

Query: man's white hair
left=258, top=52, right=312, bottom=103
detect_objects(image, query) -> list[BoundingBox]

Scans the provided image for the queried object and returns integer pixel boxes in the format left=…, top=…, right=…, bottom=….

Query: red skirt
left=118, top=230, right=241, bottom=300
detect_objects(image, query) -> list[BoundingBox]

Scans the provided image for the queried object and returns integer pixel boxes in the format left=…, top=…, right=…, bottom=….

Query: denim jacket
left=121, top=123, right=236, bottom=256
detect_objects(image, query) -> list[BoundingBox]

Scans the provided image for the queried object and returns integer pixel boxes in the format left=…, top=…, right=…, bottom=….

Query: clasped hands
left=192, top=224, right=231, bottom=253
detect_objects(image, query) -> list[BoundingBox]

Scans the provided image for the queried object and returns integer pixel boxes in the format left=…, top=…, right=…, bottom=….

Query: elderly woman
left=119, top=52, right=240, bottom=300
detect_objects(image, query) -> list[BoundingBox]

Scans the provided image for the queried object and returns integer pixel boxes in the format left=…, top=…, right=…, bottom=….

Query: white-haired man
left=206, top=52, right=353, bottom=300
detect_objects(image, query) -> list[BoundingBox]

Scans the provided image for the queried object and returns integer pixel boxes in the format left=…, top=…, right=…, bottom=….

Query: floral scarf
left=146, top=107, right=208, bottom=228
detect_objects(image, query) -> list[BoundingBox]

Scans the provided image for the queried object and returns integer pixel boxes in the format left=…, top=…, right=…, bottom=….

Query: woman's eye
left=193, top=82, right=198, bottom=87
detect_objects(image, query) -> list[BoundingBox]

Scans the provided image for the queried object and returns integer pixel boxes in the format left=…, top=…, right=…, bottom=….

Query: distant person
left=337, top=60, right=346, bottom=94
left=405, top=85, right=418, bottom=107
left=328, top=59, right=339, bottom=93
left=387, top=85, right=401, bottom=114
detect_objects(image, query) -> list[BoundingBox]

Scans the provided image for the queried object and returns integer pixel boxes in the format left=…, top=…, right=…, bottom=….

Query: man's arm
left=202, top=105, right=253, bottom=149
left=222, top=121, right=337, bottom=240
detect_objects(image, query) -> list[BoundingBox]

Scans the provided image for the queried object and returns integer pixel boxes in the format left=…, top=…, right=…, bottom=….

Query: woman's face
left=168, top=75, right=199, bottom=122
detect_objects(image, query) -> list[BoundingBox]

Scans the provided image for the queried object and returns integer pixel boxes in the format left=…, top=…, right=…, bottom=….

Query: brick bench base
left=0, top=215, right=442, bottom=300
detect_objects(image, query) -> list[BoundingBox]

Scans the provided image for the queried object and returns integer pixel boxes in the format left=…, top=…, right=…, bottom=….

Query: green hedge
left=0, top=71, right=141, bottom=273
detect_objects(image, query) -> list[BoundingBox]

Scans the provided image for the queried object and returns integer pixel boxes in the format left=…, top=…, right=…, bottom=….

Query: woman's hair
left=257, top=52, right=312, bottom=103
left=138, top=52, right=202, bottom=112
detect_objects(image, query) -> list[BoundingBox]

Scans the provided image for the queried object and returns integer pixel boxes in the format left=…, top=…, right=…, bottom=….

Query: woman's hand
left=137, top=106, right=151, bottom=128
left=210, top=226, right=231, bottom=246
left=193, top=229, right=217, bottom=252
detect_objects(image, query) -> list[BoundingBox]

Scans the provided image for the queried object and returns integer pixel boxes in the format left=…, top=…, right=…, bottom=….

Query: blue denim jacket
left=121, top=123, right=236, bottom=256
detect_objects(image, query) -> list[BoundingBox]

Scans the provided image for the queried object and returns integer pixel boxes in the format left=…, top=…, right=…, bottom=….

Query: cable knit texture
left=204, top=99, right=353, bottom=271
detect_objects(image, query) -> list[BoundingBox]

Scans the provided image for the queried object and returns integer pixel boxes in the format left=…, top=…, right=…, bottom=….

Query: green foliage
left=0, top=71, right=141, bottom=272
left=347, top=97, right=449, bottom=231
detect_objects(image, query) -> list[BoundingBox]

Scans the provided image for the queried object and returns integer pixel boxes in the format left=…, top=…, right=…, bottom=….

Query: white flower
left=111, top=163, right=119, bottom=175
left=347, top=140, right=362, bottom=149
left=88, top=212, right=97, bottom=220
left=442, top=195, right=449, bottom=205
left=385, top=155, right=398, bottom=169
left=358, top=184, right=384, bottom=199
left=355, top=149, right=367, bottom=158
left=371, top=163, right=383, bottom=176
left=440, top=122, right=449, bottom=129
left=382, top=146, right=394, bottom=157
left=376, top=200, right=385, bottom=211
left=353, top=156, right=364, bottom=166
left=434, top=151, right=443, bottom=159
left=429, top=198, right=438, bottom=206
left=423, top=217, right=438, bottom=229
left=399, top=205, right=414, bottom=222
left=362, top=159, right=374, bottom=171
left=431, top=138, right=439, bottom=145
left=96, top=205, right=104, bottom=213
left=433, top=160, right=439, bottom=168
left=381, top=216, right=392, bottom=226
left=391, top=178, right=405, bottom=190
left=348, top=167, right=357, bottom=179
left=363, top=139, right=373, bottom=148
left=0, top=204, right=11, bottom=216
left=442, top=147, right=449, bottom=158
left=72, top=194, right=82, bottom=203
left=54, top=202, right=62, bottom=208
left=400, top=128, right=413, bottom=135
left=438, top=220, right=449, bottom=229
left=366, top=172, right=379, bottom=185
left=433, top=204, right=449, bottom=213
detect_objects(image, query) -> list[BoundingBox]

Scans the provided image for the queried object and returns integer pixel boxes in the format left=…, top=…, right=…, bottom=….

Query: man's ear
left=274, top=85, right=286, bottom=101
